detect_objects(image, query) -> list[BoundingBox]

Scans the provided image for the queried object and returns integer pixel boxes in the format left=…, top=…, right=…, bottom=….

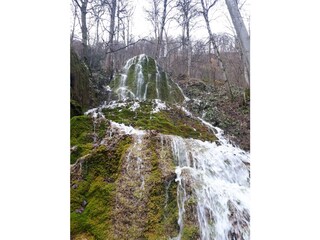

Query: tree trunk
left=70, top=3, right=78, bottom=43
left=200, top=0, right=234, bottom=99
left=80, top=1, right=88, bottom=62
left=106, top=0, right=117, bottom=78
left=156, top=0, right=167, bottom=60
left=225, top=0, right=250, bottom=85
left=186, top=23, right=191, bottom=78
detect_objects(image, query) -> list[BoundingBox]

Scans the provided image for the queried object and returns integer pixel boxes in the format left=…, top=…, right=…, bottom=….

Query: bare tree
left=70, top=1, right=79, bottom=43
left=176, top=0, right=199, bottom=77
left=155, top=0, right=168, bottom=60
left=73, top=0, right=89, bottom=62
left=225, top=0, right=250, bottom=85
left=144, top=0, right=175, bottom=61
left=145, top=0, right=161, bottom=41
left=200, top=0, right=233, bottom=99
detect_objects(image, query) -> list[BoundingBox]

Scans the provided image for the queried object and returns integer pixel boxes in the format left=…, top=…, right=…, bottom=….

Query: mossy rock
left=70, top=115, right=93, bottom=164
left=71, top=99, right=83, bottom=117
left=70, top=49, right=91, bottom=110
left=181, top=225, right=200, bottom=240
left=70, top=135, right=132, bottom=239
left=101, top=101, right=217, bottom=142
left=110, top=55, right=185, bottom=104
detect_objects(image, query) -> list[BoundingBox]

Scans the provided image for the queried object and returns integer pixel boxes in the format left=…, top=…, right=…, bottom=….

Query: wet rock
left=70, top=146, right=78, bottom=153
left=75, top=207, right=84, bottom=213
left=82, top=200, right=87, bottom=207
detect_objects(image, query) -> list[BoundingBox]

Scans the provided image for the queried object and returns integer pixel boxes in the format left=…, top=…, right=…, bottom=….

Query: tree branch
left=104, top=38, right=150, bottom=54
left=208, top=0, right=219, bottom=11
left=73, top=0, right=81, bottom=9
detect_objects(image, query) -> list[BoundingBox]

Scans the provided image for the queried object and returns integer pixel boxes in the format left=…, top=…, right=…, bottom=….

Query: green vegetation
left=71, top=99, right=83, bottom=117
left=182, top=225, right=200, bottom=240
left=70, top=115, right=94, bottom=164
left=110, top=55, right=185, bottom=104
left=71, top=136, right=132, bottom=240
left=70, top=49, right=93, bottom=111
left=143, top=138, right=179, bottom=239
left=181, top=196, right=200, bottom=240
left=102, top=101, right=217, bottom=142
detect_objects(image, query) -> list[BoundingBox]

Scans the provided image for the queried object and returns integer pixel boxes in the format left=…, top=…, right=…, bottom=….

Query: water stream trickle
left=170, top=131, right=250, bottom=240
left=155, top=65, right=161, bottom=99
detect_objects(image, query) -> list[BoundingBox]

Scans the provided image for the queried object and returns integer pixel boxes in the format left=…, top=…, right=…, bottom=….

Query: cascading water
left=170, top=124, right=250, bottom=240
left=82, top=51, right=250, bottom=239
left=112, top=54, right=185, bottom=103
left=155, top=65, right=161, bottom=99
left=116, top=59, right=135, bottom=100
left=83, top=99, right=250, bottom=239
left=135, top=62, right=144, bottom=100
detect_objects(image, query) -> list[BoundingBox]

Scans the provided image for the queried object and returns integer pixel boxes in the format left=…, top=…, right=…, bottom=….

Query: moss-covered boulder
left=109, top=54, right=185, bottom=104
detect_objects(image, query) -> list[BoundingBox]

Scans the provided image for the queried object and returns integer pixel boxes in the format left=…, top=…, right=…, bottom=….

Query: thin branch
left=104, top=38, right=150, bottom=54
left=239, top=0, right=247, bottom=10
left=74, top=0, right=81, bottom=9
left=208, top=0, right=219, bottom=11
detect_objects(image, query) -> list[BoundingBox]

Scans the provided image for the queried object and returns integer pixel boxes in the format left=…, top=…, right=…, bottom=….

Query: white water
left=170, top=130, right=250, bottom=240
left=113, top=54, right=186, bottom=102
left=135, top=55, right=145, bottom=100
left=85, top=63, right=250, bottom=239
left=110, top=121, right=146, bottom=193
left=155, top=65, right=161, bottom=99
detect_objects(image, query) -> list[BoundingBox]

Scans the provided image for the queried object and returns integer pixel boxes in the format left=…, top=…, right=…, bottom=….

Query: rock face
left=70, top=56, right=250, bottom=240
left=70, top=49, right=92, bottom=113
left=177, top=76, right=250, bottom=151
left=109, top=54, right=185, bottom=104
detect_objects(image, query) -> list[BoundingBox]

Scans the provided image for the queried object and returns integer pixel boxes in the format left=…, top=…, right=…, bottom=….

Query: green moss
left=70, top=49, right=92, bottom=110
left=143, top=139, right=179, bottom=239
left=70, top=115, right=94, bottom=164
left=126, top=64, right=137, bottom=94
left=70, top=136, right=132, bottom=239
left=71, top=179, right=115, bottom=239
left=71, top=115, right=92, bottom=143
left=158, top=72, right=170, bottom=101
left=72, top=232, right=95, bottom=240
left=71, top=143, right=94, bottom=164
left=181, top=225, right=200, bottom=240
left=71, top=99, right=83, bottom=117
left=109, top=55, right=185, bottom=103
left=102, top=102, right=217, bottom=142
left=109, top=74, right=120, bottom=89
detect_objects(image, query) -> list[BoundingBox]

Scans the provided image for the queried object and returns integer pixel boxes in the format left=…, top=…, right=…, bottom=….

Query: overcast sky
left=130, top=0, right=250, bottom=40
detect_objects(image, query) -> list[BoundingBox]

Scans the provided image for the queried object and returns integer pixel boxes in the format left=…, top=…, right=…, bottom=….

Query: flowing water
left=86, top=101, right=250, bottom=240
left=88, top=57, right=250, bottom=239
left=169, top=124, right=250, bottom=240
left=135, top=55, right=145, bottom=100
left=114, top=54, right=185, bottom=102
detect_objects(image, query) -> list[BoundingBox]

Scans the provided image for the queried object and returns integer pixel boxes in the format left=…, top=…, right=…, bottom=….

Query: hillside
left=70, top=55, right=250, bottom=240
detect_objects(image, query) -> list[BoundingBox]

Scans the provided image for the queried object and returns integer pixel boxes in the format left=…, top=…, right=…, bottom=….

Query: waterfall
left=83, top=101, right=250, bottom=239
left=135, top=60, right=144, bottom=100
left=112, top=54, right=185, bottom=103
left=143, top=82, right=149, bottom=101
left=116, top=57, right=136, bottom=100
left=170, top=129, right=250, bottom=240
left=155, top=65, right=161, bottom=99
